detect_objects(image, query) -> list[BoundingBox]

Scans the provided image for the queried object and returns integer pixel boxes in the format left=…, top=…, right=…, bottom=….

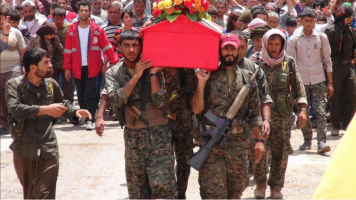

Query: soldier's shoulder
left=7, top=75, right=24, bottom=86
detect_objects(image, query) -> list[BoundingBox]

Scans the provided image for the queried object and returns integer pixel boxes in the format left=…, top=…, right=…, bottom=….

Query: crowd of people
left=1, top=0, right=356, bottom=199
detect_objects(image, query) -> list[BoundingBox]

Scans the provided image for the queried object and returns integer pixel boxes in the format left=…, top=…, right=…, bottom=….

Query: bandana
left=261, top=29, right=286, bottom=66
left=334, top=4, right=354, bottom=24
left=248, top=18, right=267, bottom=31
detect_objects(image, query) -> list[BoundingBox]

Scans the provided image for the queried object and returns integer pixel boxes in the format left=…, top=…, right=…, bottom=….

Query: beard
left=35, top=68, right=53, bottom=78
left=25, top=14, right=35, bottom=21
left=220, top=53, right=239, bottom=66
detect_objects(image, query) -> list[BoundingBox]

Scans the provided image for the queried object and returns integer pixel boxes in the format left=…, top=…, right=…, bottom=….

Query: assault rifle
left=187, top=67, right=260, bottom=171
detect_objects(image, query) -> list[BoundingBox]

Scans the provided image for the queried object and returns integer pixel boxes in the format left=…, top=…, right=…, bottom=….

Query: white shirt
left=25, top=20, right=34, bottom=30
left=78, top=26, right=90, bottom=66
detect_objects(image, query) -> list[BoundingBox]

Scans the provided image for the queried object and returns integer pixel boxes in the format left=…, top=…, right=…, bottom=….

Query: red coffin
left=141, top=15, right=221, bottom=71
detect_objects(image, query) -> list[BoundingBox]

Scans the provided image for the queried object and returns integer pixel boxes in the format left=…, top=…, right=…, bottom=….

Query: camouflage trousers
left=302, top=82, right=327, bottom=143
left=198, top=133, right=249, bottom=199
left=124, top=125, right=178, bottom=199
left=250, top=114, right=293, bottom=190
left=169, top=115, right=194, bottom=199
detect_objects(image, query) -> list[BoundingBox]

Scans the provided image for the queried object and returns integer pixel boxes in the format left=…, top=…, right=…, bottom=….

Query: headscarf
left=265, top=3, right=277, bottom=12
left=261, top=29, right=286, bottom=66
left=334, top=3, right=354, bottom=24
left=248, top=18, right=267, bottom=31
left=36, top=21, right=58, bottom=53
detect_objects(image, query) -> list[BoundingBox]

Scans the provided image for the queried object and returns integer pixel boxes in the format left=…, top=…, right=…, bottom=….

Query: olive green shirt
left=5, top=75, right=79, bottom=161
left=52, top=22, right=71, bottom=69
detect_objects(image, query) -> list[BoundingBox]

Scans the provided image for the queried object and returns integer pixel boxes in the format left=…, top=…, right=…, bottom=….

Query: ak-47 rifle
left=126, top=103, right=155, bottom=133
left=187, top=67, right=261, bottom=171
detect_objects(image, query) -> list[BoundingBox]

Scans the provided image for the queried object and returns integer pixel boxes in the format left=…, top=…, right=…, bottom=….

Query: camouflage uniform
left=237, top=58, right=273, bottom=185
left=198, top=64, right=264, bottom=199
left=103, top=60, right=177, bottom=199
left=167, top=69, right=196, bottom=199
left=301, top=82, right=327, bottom=143
left=254, top=55, right=307, bottom=190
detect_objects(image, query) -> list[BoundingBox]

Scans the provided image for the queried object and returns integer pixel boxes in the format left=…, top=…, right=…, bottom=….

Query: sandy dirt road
left=1, top=116, right=345, bottom=199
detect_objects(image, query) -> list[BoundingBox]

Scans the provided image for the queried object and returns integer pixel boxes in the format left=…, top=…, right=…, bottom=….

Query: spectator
left=325, top=3, right=356, bottom=134
left=48, top=2, right=62, bottom=21
left=246, top=24, right=271, bottom=59
left=284, top=16, right=297, bottom=42
left=15, top=4, right=24, bottom=19
left=19, top=0, right=46, bottom=35
left=317, top=14, right=327, bottom=24
left=30, top=0, right=47, bottom=19
left=92, top=0, right=108, bottom=23
left=102, top=1, right=124, bottom=73
left=215, top=0, right=228, bottom=28
left=239, top=9, right=252, bottom=32
left=71, top=12, right=105, bottom=26
left=102, top=0, right=111, bottom=11
left=247, top=0, right=258, bottom=7
left=0, top=3, right=27, bottom=135
left=252, top=8, right=268, bottom=21
left=28, top=21, right=63, bottom=62
left=123, top=0, right=152, bottom=15
left=208, top=5, right=218, bottom=23
left=48, top=0, right=78, bottom=23
left=294, top=8, right=334, bottom=34
left=110, top=10, right=135, bottom=60
left=265, top=2, right=277, bottom=13
left=63, top=0, right=119, bottom=130
left=132, top=0, right=152, bottom=29
left=267, top=11, right=279, bottom=28
left=9, top=9, right=31, bottom=45
left=226, top=8, right=243, bottom=32
left=258, top=0, right=268, bottom=7
left=52, top=8, right=72, bottom=103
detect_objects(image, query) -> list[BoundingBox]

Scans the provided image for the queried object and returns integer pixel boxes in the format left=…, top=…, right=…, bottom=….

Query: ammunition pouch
left=271, top=93, right=293, bottom=117
left=277, top=72, right=288, bottom=89
left=7, top=114, right=24, bottom=140
left=124, top=101, right=168, bottom=129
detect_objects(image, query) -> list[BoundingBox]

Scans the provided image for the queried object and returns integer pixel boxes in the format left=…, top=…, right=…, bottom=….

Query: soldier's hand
left=262, top=120, right=270, bottom=139
left=134, top=59, right=152, bottom=78
left=46, top=103, right=67, bottom=117
left=327, top=83, right=334, bottom=98
left=149, top=66, right=165, bottom=74
left=196, top=69, right=211, bottom=82
left=298, top=110, right=307, bottom=129
left=65, top=70, right=71, bottom=81
left=254, top=141, right=265, bottom=163
left=76, top=109, right=92, bottom=120
left=95, top=117, right=105, bottom=137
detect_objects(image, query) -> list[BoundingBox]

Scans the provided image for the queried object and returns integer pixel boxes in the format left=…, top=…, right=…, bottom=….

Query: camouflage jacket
left=204, top=64, right=263, bottom=130
left=238, top=58, right=273, bottom=105
left=259, top=55, right=307, bottom=118
left=5, top=75, right=78, bottom=161
left=104, top=59, right=168, bottom=111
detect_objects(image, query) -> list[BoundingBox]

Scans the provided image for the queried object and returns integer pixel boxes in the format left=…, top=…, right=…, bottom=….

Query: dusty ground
left=1, top=115, right=345, bottom=199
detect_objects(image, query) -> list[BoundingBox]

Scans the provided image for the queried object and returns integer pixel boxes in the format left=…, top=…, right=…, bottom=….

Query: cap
left=220, top=33, right=240, bottom=48
left=21, top=0, right=35, bottom=7
left=249, top=24, right=272, bottom=39
left=239, top=9, right=251, bottom=24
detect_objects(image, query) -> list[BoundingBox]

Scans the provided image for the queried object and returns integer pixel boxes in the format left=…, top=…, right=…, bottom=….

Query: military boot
left=271, top=188, right=283, bottom=199
left=254, top=183, right=267, bottom=199
left=317, top=142, right=331, bottom=153
left=331, top=128, right=340, bottom=136
left=299, top=140, right=311, bottom=150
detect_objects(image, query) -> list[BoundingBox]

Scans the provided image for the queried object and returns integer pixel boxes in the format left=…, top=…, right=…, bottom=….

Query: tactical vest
left=261, top=56, right=294, bottom=117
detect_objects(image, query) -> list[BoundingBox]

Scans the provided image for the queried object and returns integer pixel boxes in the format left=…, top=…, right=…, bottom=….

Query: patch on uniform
left=93, top=37, right=98, bottom=44
left=282, top=61, right=287, bottom=71
left=48, top=83, right=53, bottom=93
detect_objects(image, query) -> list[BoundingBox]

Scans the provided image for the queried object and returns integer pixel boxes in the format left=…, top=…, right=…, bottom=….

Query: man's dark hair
left=231, top=30, right=248, bottom=45
left=15, top=4, right=23, bottom=11
left=119, top=29, right=142, bottom=45
left=317, top=14, right=327, bottom=23
left=120, top=10, right=133, bottom=19
left=0, top=3, right=11, bottom=16
left=133, top=0, right=146, bottom=4
left=23, top=48, right=49, bottom=73
left=9, top=10, right=21, bottom=21
left=208, top=5, right=217, bottom=15
left=51, top=2, right=61, bottom=10
left=252, top=8, right=268, bottom=19
left=215, top=0, right=227, bottom=6
left=53, top=7, right=66, bottom=17
left=286, top=16, right=297, bottom=27
left=313, top=0, right=325, bottom=9
left=79, top=0, right=91, bottom=12
left=269, top=34, right=285, bottom=52
left=299, top=8, right=317, bottom=19
left=250, top=5, right=264, bottom=14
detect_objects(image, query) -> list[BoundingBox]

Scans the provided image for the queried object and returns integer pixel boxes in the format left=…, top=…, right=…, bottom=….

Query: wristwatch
left=4, top=33, right=9, bottom=36
left=256, top=139, right=265, bottom=143
left=263, top=118, right=271, bottom=123
left=149, top=73, right=158, bottom=77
